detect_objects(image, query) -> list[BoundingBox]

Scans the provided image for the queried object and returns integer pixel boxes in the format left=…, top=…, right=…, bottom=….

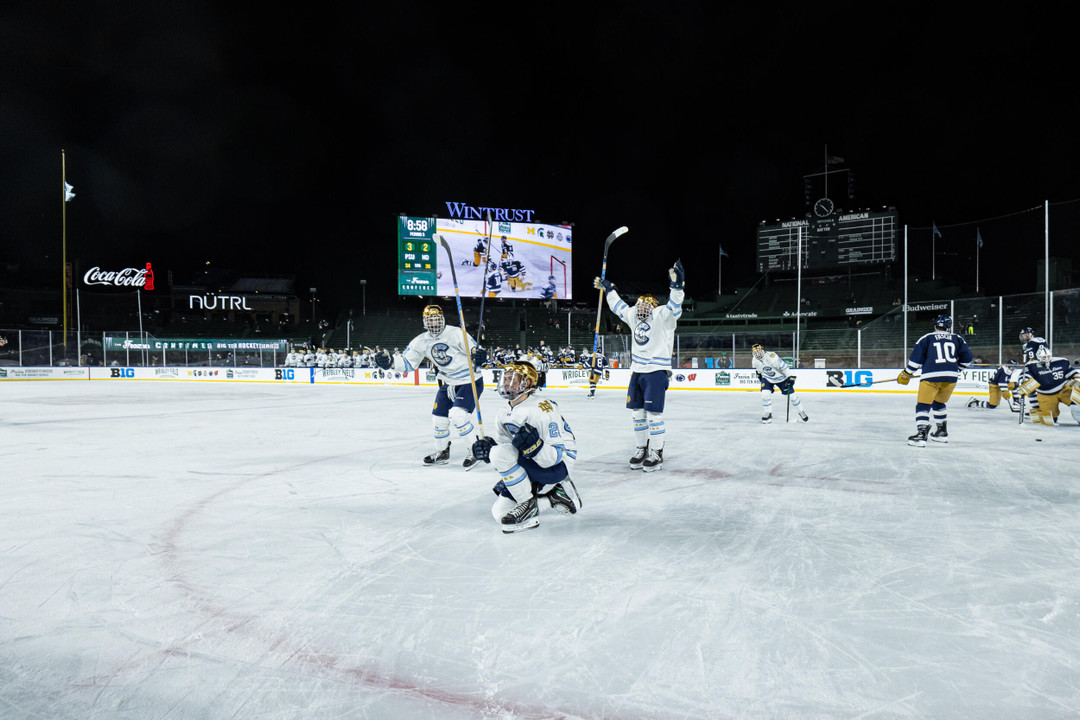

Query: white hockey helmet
left=752, top=344, right=766, bottom=360
left=422, top=304, right=445, bottom=336
left=1035, top=345, right=1052, bottom=365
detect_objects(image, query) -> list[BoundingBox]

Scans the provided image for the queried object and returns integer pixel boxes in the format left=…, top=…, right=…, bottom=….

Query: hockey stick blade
left=840, top=378, right=901, bottom=388
left=604, top=226, right=629, bottom=254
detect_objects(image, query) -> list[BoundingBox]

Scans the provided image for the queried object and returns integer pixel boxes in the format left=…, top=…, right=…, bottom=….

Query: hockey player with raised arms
left=375, top=304, right=486, bottom=469
left=471, top=360, right=582, bottom=533
left=752, top=344, right=809, bottom=423
left=593, top=259, right=684, bottom=472
left=898, top=314, right=973, bottom=446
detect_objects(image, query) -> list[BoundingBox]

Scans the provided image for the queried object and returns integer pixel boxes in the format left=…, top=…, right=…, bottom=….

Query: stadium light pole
left=310, top=287, right=317, bottom=325
left=360, top=279, right=367, bottom=316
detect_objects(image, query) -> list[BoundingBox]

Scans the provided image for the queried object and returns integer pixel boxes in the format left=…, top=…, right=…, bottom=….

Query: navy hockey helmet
left=1019, top=327, right=1034, bottom=341
left=934, top=314, right=952, bottom=331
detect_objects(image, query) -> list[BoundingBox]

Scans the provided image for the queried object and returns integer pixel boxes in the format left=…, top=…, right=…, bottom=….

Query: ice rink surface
left=2, top=380, right=1079, bottom=719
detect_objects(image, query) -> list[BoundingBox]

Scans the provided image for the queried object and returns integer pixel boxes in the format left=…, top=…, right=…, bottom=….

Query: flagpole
left=932, top=223, right=936, bottom=281
left=976, top=228, right=980, bottom=293
left=62, top=150, right=68, bottom=350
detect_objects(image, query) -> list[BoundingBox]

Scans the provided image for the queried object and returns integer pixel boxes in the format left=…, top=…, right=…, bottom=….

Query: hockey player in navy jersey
left=594, top=259, right=684, bottom=471
left=586, top=348, right=608, bottom=398
left=1019, top=327, right=1049, bottom=414
left=898, top=314, right=974, bottom=446
left=967, top=365, right=1012, bottom=410
left=1016, top=347, right=1078, bottom=425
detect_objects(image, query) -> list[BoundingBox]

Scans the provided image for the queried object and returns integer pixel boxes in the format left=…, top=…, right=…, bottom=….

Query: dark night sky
left=3, top=3, right=1078, bottom=317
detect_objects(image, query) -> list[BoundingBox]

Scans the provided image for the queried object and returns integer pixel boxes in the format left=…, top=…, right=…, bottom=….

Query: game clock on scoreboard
left=398, top=216, right=438, bottom=294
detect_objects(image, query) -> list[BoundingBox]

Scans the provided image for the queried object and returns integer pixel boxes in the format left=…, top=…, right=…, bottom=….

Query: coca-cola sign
left=83, top=266, right=149, bottom=288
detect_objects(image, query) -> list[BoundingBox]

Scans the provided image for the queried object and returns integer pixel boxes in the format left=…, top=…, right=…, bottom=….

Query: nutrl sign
left=83, top=266, right=151, bottom=288
left=189, top=295, right=253, bottom=311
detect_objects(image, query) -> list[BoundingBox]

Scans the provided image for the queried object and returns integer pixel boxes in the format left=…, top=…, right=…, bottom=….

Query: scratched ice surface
left=2, top=381, right=1079, bottom=719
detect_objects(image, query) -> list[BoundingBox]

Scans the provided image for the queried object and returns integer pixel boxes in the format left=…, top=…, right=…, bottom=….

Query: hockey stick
left=591, top=226, right=629, bottom=384
left=437, top=235, right=485, bottom=439
left=474, top=211, right=494, bottom=338
left=833, top=378, right=902, bottom=388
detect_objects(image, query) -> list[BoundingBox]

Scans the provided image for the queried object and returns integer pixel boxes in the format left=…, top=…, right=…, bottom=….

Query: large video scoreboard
left=756, top=207, right=897, bottom=272
left=397, top=215, right=573, bottom=299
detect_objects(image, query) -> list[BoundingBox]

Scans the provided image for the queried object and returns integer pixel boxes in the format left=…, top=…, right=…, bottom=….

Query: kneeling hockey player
left=1016, top=347, right=1078, bottom=425
left=471, top=360, right=582, bottom=534
left=967, top=365, right=1012, bottom=410
left=752, top=344, right=809, bottom=423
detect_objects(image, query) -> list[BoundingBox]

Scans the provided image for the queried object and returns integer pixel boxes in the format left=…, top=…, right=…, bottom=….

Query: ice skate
left=642, top=448, right=664, bottom=473
left=629, top=443, right=649, bottom=470
left=930, top=421, right=949, bottom=443
left=424, top=443, right=450, bottom=465
left=546, top=480, right=582, bottom=515
left=462, top=450, right=479, bottom=470
left=967, top=397, right=980, bottom=408
left=907, top=426, right=929, bottom=447
left=586, top=389, right=596, bottom=398
left=761, top=413, right=773, bottom=424
left=798, top=411, right=809, bottom=422
left=500, top=496, right=539, bottom=533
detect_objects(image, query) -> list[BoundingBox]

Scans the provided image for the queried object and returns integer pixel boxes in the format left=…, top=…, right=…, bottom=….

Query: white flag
left=64, top=182, right=75, bottom=202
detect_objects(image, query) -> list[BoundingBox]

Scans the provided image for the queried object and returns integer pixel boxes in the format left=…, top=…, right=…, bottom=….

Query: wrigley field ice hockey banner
left=103, top=337, right=289, bottom=353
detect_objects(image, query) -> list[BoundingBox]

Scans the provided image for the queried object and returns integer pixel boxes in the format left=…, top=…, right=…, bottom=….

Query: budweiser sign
left=83, top=266, right=150, bottom=288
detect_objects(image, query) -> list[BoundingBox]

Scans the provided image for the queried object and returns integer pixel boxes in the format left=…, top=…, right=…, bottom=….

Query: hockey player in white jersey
left=752, top=344, right=809, bottom=423
left=471, top=360, right=582, bottom=533
left=375, top=305, right=486, bottom=469
left=594, top=259, right=684, bottom=472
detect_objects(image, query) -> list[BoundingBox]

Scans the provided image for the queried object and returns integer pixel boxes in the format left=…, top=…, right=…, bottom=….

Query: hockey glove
left=472, top=436, right=496, bottom=463
left=669, top=258, right=685, bottom=290
left=511, top=423, right=544, bottom=459
left=471, top=346, right=488, bottom=367
left=1018, top=375, right=1040, bottom=395
left=897, top=370, right=913, bottom=385
left=373, top=349, right=392, bottom=370
left=593, top=277, right=615, bottom=294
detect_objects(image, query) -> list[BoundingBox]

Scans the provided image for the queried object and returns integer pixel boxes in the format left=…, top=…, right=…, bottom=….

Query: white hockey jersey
left=495, top=391, right=578, bottom=474
left=394, top=325, right=478, bottom=385
left=753, top=351, right=794, bottom=385
left=605, top=287, right=684, bottom=373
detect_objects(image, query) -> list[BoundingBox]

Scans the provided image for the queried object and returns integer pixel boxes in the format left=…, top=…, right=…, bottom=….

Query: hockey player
left=485, top=262, right=502, bottom=297
left=752, top=344, right=808, bottom=423
left=375, top=304, right=487, bottom=469
left=898, top=314, right=973, bottom=446
left=541, top=275, right=557, bottom=300
left=500, top=235, right=513, bottom=260
left=594, top=258, right=684, bottom=472
left=473, top=237, right=487, bottom=266
left=1019, top=327, right=1050, bottom=414
left=967, top=365, right=1012, bottom=410
left=586, top=348, right=608, bottom=398
left=1016, top=347, right=1078, bottom=425
left=470, top=360, right=582, bottom=533
left=504, top=258, right=527, bottom=292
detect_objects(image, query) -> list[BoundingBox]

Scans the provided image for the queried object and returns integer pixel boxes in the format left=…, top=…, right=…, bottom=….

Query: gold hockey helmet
left=498, top=361, right=539, bottom=401
left=636, top=294, right=660, bottom=322
left=422, top=304, right=445, bottom=335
